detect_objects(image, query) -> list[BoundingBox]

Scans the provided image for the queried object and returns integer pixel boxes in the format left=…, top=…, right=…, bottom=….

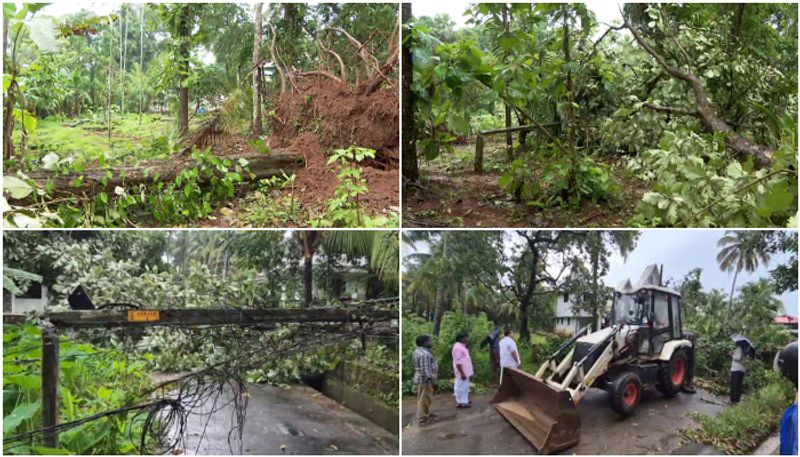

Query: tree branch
left=623, top=12, right=774, bottom=167
left=642, top=102, right=699, bottom=117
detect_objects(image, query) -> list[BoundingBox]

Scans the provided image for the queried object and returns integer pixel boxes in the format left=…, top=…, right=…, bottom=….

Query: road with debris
left=402, top=387, right=727, bottom=455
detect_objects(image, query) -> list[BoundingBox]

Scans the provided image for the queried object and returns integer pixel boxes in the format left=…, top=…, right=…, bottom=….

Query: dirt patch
left=404, top=143, right=646, bottom=228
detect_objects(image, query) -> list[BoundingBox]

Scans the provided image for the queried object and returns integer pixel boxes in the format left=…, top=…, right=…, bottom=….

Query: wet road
left=401, top=387, right=726, bottom=455
left=180, top=383, right=398, bottom=455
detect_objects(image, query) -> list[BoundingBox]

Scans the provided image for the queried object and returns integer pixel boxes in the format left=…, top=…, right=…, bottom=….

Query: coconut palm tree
left=716, top=231, right=771, bottom=308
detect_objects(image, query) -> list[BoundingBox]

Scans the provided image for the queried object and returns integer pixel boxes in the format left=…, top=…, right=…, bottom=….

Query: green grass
left=14, top=113, right=210, bottom=167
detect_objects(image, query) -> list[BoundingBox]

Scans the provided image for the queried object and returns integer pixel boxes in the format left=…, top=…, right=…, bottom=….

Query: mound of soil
left=271, top=79, right=398, bottom=152
left=270, top=78, right=399, bottom=214
left=289, top=133, right=398, bottom=216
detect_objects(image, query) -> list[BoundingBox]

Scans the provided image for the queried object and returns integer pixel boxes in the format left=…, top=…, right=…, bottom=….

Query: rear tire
left=610, top=371, right=642, bottom=417
left=657, top=348, right=688, bottom=397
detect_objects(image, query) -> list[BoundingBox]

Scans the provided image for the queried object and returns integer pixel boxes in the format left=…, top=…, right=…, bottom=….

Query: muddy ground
left=180, top=383, right=397, bottom=455
left=403, top=139, right=646, bottom=228
left=401, top=388, right=727, bottom=455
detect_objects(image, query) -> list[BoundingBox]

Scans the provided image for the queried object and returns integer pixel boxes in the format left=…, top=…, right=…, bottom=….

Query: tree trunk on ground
left=401, top=3, right=419, bottom=183
left=177, top=5, right=191, bottom=137
left=23, top=151, right=303, bottom=197
left=252, top=3, right=264, bottom=137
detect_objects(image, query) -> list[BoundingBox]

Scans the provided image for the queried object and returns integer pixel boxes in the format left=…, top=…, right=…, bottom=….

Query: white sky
left=410, top=1, right=624, bottom=30
left=403, top=230, right=798, bottom=316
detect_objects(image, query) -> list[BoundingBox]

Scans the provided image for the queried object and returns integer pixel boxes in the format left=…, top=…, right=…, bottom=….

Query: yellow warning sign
left=127, top=310, right=160, bottom=322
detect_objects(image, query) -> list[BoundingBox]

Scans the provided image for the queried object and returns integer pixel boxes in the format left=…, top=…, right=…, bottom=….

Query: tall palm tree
left=716, top=231, right=770, bottom=308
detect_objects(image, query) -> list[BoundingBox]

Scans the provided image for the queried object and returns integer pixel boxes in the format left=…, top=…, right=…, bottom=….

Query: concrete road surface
left=181, top=383, right=398, bottom=455
left=402, top=387, right=726, bottom=455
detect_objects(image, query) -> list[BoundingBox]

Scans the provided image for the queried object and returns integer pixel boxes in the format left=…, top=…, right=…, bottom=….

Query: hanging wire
left=3, top=303, right=397, bottom=455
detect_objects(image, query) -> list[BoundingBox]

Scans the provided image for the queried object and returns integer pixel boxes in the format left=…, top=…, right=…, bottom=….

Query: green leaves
left=3, top=176, right=34, bottom=199
left=3, top=400, right=41, bottom=434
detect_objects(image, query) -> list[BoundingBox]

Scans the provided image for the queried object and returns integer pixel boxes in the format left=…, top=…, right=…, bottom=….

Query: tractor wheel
left=657, top=348, right=688, bottom=397
left=610, top=371, right=642, bottom=417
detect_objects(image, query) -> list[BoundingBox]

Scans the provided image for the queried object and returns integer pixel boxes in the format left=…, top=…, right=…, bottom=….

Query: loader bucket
left=491, top=367, right=580, bottom=454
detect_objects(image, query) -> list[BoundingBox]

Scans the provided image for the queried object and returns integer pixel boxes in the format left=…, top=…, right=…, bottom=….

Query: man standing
left=499, top=329, right=521, bottom=370
left=729, top=342, right=746, bottom=404
left=413, top=334, right=438, bottom=425
left=480, top=327, right=501, bottom=383
left=452, top=331, right=473, bottom=408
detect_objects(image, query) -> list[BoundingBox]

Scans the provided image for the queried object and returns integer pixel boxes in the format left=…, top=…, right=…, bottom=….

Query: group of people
left=412, top=327, right=520, bottom=425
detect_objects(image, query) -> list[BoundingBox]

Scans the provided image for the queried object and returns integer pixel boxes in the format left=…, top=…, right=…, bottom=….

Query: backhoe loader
left=492, top=265, right=696, bottom=454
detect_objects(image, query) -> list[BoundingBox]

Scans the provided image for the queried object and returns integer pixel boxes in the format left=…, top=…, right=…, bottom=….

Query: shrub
left=685, top=375, right=795, bottom=454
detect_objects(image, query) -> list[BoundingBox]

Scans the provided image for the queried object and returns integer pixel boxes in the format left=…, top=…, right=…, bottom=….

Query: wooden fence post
left=42, top=324, right=60, bottom=448
left=474, top=135, right=484, bottom=173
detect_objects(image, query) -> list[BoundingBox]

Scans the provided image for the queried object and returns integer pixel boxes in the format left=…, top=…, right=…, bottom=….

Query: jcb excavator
left=492, top=265, right=696, bottom=454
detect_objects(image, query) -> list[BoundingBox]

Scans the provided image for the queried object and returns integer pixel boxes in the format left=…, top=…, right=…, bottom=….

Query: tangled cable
left=3, top=305, right=397, bottom=455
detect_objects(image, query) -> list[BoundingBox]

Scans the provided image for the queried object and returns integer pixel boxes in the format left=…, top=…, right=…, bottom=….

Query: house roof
left=774, top=315, right=799, bottom=325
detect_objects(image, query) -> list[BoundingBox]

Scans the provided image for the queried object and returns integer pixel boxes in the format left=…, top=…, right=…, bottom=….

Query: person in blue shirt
left=775, top=341, right=797, bottom=456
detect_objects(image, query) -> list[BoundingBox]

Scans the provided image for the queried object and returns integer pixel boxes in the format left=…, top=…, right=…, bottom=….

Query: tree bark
left=3, top=15, right=13, bottom=160
left=303, top=256, right=313, bottom=306
left=177, top=5, right=191, bottom=137
left=298, top=231, right=321, bottom=308
left=23, top=151, right=303, bottom=198
left=728, top=267, right=739, bottom=309
left=252, top=3, right=264, bottom=137
left=626, top=19, right=774, bottom=167
left=401, top=3, right=419, bottom=183
left=503, top=6, right=513, bottom=161
left=562, top=7, right=578, bottom=187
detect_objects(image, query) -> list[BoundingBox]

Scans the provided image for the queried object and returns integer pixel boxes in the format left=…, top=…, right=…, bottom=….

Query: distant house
left=774, top=314, right=798, bottom=336
left=554, top=292, right=603, bottom=337
left=3, top=283, right=49, bottom=315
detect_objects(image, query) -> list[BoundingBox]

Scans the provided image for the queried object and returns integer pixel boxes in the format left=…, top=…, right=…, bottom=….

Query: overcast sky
left=403, top=230, right=798, bottom=316
left=411, top=1, right=624, bottom=30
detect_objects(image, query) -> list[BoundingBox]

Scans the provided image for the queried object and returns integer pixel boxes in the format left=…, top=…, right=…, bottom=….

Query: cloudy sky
left=411, top=1, right=624, bottom=30
left=403, top=230, right=798, bottom=315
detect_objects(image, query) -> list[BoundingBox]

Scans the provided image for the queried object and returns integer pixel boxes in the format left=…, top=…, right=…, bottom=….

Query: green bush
left=3, top=323, right=154, bottom=455
left=685, top=375, right=795, bottom=454
left=402, top=312, right=570, bottom=395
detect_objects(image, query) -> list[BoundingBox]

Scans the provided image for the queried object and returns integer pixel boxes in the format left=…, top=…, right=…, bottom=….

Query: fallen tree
left=625, top=18, right=775, bottom=168
left=23, top=150, right=303, bottom=198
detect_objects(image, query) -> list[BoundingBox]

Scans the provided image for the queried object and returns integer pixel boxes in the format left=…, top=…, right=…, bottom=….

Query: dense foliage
left=405, top=3, right=797, bottom=227
left=4, top=323, right=154, bottom=455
